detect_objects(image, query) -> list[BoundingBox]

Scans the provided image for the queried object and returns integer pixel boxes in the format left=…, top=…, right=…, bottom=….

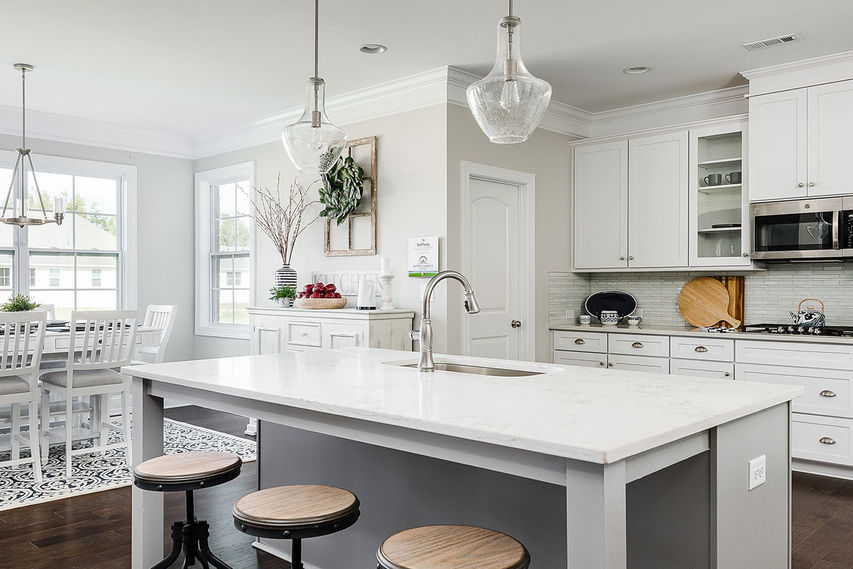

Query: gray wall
left=0, top=134, right=195, bottom=361
left=550, top=262, right=853, bottom=328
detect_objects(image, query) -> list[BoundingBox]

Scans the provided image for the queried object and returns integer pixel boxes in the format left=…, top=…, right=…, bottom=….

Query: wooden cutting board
left=678, top=277, right=741, bottom=328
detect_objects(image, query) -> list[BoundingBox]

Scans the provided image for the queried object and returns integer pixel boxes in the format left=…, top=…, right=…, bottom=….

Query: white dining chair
left=40, top=309, right=137, bottom=477
left=133, top=304, right=177, bottom=364
left=0, top=311, right=46, bottom=482
left=34, top=304, right=56, bottom=320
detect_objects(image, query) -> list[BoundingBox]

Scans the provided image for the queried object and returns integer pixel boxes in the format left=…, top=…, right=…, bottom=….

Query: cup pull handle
left=820, top=390, right=837, bottom=398
left=574, top=338, right=585, bottom=345
left=820, top=437, right=837, bottom=445
left=632, top=342, right=643, bottom=349
left=695, top=346, right=708, bottom=353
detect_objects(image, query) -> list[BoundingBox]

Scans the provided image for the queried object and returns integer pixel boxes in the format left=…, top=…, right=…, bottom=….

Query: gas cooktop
left=742, top=323, right=853, bottom=337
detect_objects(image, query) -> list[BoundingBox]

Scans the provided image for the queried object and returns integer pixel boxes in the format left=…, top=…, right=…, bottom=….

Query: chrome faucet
left=410, top=270, right=481, bottom=371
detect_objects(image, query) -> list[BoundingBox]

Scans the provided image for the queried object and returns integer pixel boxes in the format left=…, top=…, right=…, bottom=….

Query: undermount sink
left=398, top=362, right=543, bottom=377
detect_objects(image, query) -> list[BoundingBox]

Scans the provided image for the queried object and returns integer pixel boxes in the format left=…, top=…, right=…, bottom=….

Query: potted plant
left=269, top=285, right=297, bottom=308
left=244, top=175, right=321, bottom=289
left=319, top=155, right=365, bottom=225
left=1, top=294, right=40, bottom=312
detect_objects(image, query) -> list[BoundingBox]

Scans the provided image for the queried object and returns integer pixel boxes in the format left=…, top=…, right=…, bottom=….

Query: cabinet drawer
left=607, top=354, right=669, bottom=374
left=608, top=334, right=669, bottom=357
left=552, top=331, right=607, bottom=353
left=792, top=414, right=853, bottom=466
left=553, top=350, right=607, bottom=369
left=736, top=363, right=853, bottom=418
left=671, top=358, right=733, bottom=380
left=323, top=323, right=363, bottom=350
left=736, top=340, right=853, bottom=370
left=286, top=322, right=322, bottom=347
left=670, top=336, right=733, bottom=362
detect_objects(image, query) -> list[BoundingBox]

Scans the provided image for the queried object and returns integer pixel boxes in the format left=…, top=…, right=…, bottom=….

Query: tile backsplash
left=550, top=263, right=853, bottom=327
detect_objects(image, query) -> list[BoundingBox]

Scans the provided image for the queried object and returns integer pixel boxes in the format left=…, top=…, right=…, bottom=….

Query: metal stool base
left=151, top=489, right=233, bottom=569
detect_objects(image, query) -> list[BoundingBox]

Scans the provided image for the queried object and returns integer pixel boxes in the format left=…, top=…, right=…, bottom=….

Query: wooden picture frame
left=324, top=136, right=377, bottom=256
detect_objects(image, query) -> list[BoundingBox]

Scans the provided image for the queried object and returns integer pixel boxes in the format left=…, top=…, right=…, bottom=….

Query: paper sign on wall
left=408, top=237, right=439, bottom=277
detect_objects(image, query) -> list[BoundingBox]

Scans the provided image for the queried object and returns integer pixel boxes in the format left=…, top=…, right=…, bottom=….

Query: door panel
left=466, top=177, right=521, bottom=360
left=573, top=141, right=628, bottom=269
left=748, top=89, right=808, bottom=201
left=628, top=132, right=689, bottom=268
left=808, top=80, right=853, bottom=197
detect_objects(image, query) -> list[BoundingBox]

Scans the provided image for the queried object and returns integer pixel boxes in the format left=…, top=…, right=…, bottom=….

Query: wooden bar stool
left=133, top=451, right=242, bottom=569
left=232, top=485, right=360, bottom=569
left=377, top=525, right=531, bottom=569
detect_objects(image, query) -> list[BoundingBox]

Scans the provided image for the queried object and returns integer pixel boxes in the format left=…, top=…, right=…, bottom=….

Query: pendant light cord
left=21, top=66, right=26, bottom=150
left=508, top=0, right=513, bottom=17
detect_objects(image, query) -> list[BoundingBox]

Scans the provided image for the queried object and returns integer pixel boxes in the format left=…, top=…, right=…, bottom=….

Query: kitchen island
left=127, top=348, right=802, bottom=569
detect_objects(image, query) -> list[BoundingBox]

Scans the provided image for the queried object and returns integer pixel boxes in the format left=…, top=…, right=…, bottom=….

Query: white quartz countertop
left=550, top=323, right=853, bottom=344
left=125, top=348, right=801, bottom=465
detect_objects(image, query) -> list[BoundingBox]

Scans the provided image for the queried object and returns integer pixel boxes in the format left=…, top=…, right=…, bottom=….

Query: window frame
left=0, top=150, right=137, bottom=313
left=194, top=162, right=255, bottom=339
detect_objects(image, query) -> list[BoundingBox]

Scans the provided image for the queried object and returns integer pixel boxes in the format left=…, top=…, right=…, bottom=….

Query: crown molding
left=741, top=50, right=853, bottom=97
left=0, top=104, right=195, bottom=159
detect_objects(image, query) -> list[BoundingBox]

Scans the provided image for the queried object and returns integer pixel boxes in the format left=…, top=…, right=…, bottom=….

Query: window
left=91, top=268, right=102, bottom=287
left=0, top=268, right=9, bottom=287
left=195, top=163, right=254, bottom=338
left=0, top=151, right=136, bottom=321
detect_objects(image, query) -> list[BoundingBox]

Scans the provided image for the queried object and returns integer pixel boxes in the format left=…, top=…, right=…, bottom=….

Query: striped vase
left=275, top=264, right=298, bottom=290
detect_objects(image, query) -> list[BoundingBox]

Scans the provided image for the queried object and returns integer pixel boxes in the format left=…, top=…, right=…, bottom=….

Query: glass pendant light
left=282, top=0, right=346, bottom=174
left=466, top=0, right=552, bottom=144
left=0, top=64, right=64, bottom=228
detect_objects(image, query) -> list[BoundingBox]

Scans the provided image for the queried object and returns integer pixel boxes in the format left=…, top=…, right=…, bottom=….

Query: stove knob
left=798, top=326, right=805, bottom=333
left=814, top=328, right=823, bottom=335
left=777, top=326, right=786, bottom=333
left=788, top=326, right=795, bottom=333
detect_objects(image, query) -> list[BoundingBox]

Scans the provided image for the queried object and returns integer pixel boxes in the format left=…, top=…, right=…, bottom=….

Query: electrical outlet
left=566, top=309, right=575, bottom=321
left=748, top=455, right=767, bottom=490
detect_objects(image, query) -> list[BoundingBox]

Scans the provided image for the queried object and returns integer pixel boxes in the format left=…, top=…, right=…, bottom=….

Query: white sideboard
left=248, top=307, right=415, bottom=355
left=553, top=327, right=853, bottom=479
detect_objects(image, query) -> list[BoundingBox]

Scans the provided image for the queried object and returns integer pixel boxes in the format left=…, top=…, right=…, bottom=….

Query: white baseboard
left=252, top=539, right=325, bottom=569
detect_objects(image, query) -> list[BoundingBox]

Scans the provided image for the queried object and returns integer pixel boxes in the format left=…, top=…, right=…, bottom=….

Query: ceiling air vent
left=742, top=33, right=803, bottom=52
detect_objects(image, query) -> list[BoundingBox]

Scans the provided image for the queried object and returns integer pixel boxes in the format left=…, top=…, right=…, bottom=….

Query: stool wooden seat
left=377, top=525, right=530, bottom=569
left=133, top=451, right=242, bottom=488
left=233, top=485, right=360, bottom=569
left=133, top=452, right=243, bottom=569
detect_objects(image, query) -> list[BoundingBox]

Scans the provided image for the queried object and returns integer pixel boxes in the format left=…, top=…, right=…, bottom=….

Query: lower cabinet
left=553, top=350, right=606, bottom=368
left=671, top=358, right=733, bottom=380
left=249, top=307, right=415, bottom=355
left=608, top=354, right=669, bottom=373
left=791, top=414, right=853, bottom=467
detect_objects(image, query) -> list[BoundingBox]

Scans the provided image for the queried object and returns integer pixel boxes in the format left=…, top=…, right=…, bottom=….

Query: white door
left=748, top=89, right=808, bottom=201
left=808, top=79, right=853, bottom=197
left=462, top=168, right=532, bottom=360
left=573, top=141, right=629, bottom=269
left=628, top=131, right=689, bottom=268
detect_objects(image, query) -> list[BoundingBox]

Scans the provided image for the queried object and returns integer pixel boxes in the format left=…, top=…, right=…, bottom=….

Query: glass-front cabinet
left=688, top=120, right=751, bottom=267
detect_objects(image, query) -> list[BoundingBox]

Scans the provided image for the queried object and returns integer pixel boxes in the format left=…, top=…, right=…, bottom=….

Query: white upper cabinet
left=628, top=132, right=689, bottom=268
left=750, top=79, right=853, bottom=201
left=748, top=89, right=808, bottom=201
left=807, top=80, right=853, bottom=197
left=573, top=140, right=628, bottom=270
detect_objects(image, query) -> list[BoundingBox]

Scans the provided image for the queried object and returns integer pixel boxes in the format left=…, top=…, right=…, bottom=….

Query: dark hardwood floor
left=3, top=406, right=853, bottom=568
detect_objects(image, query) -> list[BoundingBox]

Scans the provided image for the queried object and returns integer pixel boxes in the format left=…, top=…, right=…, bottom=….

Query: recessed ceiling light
left=623, top=66, right=652, bottom=75
left=360, top=44, right=387, bottom=54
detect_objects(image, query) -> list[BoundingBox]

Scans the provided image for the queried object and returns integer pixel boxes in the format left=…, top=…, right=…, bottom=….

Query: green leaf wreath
left=319, top=156, right=365, bottom=225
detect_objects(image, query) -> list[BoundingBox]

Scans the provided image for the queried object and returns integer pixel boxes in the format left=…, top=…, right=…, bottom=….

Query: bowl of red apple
left=293, top=282, right=347, bottom=309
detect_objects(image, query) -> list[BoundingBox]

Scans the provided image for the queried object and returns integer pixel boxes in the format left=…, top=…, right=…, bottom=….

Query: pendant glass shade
left=466, top=15, right=552, bottom=144
left=282, top=77, right=346, bottom=174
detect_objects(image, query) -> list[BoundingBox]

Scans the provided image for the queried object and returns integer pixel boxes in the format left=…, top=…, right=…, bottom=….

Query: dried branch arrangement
left=244, top=174, right=320, bottom=265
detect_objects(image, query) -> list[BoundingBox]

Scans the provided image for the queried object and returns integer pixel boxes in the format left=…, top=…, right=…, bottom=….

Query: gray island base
left=126, top=348, right=801, bottom=569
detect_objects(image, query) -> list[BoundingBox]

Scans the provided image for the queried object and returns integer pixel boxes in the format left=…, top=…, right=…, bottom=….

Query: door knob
left=511, top=320, right=522, bottom=328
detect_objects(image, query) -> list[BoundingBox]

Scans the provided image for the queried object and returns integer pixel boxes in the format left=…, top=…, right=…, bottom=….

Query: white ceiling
left=1, top=0, right=852, bottom=139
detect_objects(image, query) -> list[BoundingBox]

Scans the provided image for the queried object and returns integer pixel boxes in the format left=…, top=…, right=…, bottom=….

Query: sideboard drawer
left=323, top=323, right=364, bottom=349
left=670, top=336, right=734, bottom=362
left=737, top=363, right=853, bottom=418
left=792, top=414, right=853, bottom=466
left=552, top=331, right=607, bottom=353
left=553, top=350, right=607, bottom=369
left=736, top=340, right=853, bottom=370
left=671, top=358, right=733, bottom=380
left=608, top=334, right=669, bottom=358
left=286, top=321, right=323, bottom=347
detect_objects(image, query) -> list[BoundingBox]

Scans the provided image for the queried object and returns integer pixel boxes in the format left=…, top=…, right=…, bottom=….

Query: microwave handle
left=833, top=210, right=840, bottom=249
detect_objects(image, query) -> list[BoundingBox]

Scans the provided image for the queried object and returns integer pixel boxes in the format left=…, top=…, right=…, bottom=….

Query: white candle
left=380, top=257, right=391, bottom=276
left=54, top=196, right=65, bottom=212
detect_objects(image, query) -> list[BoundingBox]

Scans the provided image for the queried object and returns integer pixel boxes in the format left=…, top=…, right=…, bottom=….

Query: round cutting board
left=678, top=277, right=741, bottom=328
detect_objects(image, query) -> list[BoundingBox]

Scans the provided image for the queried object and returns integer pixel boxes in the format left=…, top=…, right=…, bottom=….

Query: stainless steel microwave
left=750, top=197, right=853, bottom=260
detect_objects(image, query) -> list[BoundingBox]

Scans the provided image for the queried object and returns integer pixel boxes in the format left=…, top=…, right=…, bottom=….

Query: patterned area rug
left=0, top=418, right=256, bottom=511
